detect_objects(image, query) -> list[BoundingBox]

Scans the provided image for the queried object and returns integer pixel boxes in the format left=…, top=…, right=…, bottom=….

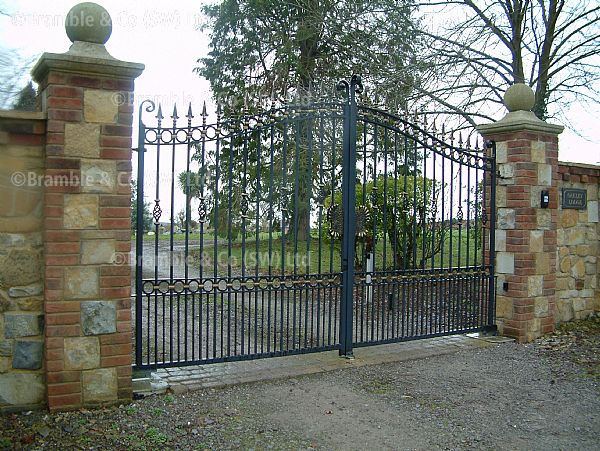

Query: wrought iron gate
left=134, top=75, right=496, bottom=370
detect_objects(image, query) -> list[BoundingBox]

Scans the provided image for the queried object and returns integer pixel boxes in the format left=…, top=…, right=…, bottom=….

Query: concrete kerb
left=133, top=334, right=507, bottom=397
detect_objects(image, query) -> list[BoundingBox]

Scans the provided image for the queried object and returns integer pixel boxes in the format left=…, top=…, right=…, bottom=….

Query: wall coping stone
left=477, top=110, right=564, bottom=136
left=0, top=111, right=46, bottom=121
left=32, top=48, right=144, bottom=83
left=558, top=161, right=600, bottom=172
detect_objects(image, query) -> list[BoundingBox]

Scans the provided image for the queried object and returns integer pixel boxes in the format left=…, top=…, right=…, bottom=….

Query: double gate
left=134, top=76, right=497, bottom=370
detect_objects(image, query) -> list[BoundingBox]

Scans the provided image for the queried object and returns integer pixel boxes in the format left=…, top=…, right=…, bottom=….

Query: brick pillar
left=31, top=3, right=143, bottom=410
left=478, top=84, right=563, bottom=342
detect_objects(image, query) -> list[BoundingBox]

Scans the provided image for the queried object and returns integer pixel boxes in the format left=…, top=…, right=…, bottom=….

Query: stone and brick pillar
left=478, top=85, right=563, bottom=342
left=31, top=3, right=143, bottom=410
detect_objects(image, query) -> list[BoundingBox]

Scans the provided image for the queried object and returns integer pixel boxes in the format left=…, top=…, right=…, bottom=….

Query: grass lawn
left=138, top=227, right=485, bottom=275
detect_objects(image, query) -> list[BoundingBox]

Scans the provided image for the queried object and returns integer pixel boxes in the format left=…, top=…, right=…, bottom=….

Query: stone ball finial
left=503, top=83, right=535, bottom=112
left=65, top=2, right=112, bottom=44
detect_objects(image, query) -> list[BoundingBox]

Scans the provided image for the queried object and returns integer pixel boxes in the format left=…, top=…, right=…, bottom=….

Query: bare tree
left=0, top=4, right=36, bottom=109
left=414, top=1, right=600, bottom=127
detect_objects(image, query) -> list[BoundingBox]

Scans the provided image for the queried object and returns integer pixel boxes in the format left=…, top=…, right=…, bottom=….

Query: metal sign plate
left=562, top=188, right=587, bottom=209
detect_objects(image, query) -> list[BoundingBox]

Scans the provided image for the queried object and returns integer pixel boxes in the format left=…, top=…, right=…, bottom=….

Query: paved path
left=135, top=333, right=511, bottom=395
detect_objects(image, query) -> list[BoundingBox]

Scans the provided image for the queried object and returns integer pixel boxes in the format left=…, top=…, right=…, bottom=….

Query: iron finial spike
left=458, top=131, right=463, bottom=147
left=202, top=100, right=207, bottom=117
left=156, top=104, right=164, bottom=120
left=172, top=104, right=179, bottom=120
left=187, top=102, right=193, bottom=119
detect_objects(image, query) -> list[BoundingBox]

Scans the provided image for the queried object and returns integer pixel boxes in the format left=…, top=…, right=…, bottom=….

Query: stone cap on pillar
left=31, top=2, right=144, bottom=82
left=477, top=84, right=563, bottom=136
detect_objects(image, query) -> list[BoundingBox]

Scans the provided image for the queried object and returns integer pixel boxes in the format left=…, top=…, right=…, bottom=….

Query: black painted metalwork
left=133, top=76, right=497, bottom=369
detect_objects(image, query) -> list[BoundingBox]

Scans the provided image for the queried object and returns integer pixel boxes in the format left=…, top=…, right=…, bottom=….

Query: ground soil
left=1, top=316, right=599, bottom=450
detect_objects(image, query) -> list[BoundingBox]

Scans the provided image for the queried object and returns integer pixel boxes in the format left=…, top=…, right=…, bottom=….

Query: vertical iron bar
left=487, top=141, right=497, bottom=329
left=134, top=103, right=147, bottom=367
left=339, top=76, right=359, bottom=356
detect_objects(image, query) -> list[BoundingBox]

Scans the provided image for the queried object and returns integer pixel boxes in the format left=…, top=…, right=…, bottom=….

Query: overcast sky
left=1, top=0, right=598, bottom=169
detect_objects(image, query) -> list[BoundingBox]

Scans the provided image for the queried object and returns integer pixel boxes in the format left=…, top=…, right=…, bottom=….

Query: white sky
left=0, top=0, right=598, bottom=195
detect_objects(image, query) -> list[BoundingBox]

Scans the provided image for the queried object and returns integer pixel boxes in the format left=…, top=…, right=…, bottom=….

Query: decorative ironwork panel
left=133, top=76, right=496, bottom=370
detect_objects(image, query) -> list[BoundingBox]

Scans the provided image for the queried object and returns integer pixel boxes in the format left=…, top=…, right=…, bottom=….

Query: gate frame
left=133, top=75, right=498, bottom=369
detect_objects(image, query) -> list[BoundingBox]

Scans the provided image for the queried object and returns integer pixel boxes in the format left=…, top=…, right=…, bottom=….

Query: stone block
left=64, top=123, right=100, bottom=158
left=81, top=240, right=115, bottom=264
left=0, top=248, right=42, bottom=289
left=531, top=141, right=546, bottom=163
left=557, top=228, right=565, bottom=246
left=559, top=209, right=578, bottom=228
left=64, top=266, right=99, bottom=299
left=0, top=340, right=12, bottom=357
left=559, top=256, right=571, bottom=274
left=535, top=253, right=550, bottom=275
left=16, top=297, right=43, bottom=311
left=64, top=194, right=98, bottom=229
left=556, top=299, right=574, bottom=323
left=498, top=208, right=515, bottom=229
left=496, top=252, right=514, bottom=274
left=528, top=318, right=541, bottom=335
left=589, top=201, right=599, bottom=223
left=3, top=313, right=42, bottom=338
left=8, top=282, right=43, bottom=298
left=537, top=164, right=552, bottom=186
left=0, top=233, right=41, bottom=250
left=81, top=160, right=116, bottom=194
left=585, top=275, right=597, bottom=290
left=0, top=293, right=9, bottom=313
left=496, top=186, right=507, bottom=208
left=496, top=142, right=507, bottom=163
left=498, top=163, right=514, bottom=179
left=534, top=298, right=548, bottom=317
left=577, top=245, right=592, bottom=257
left=81, top=301, right=116, bottom=335
left=556, top=276, right=568, bottom=291
left=495, top=229, right=506, bottom=252
left=527, top=275, right=543, bottom=297
left=83, top=368, right=118, bottom=403
left=573, top=297, right=586, bottom=312
left=496, top=295, right=512, bottom=319
left=12, top=340, right=43, bottom=370
left=84, top=90, right=118, bottom=123
left=587, top=183, right=598, bottom=201
left=530, top=230, right=544, bottom=253
left=536, top=210, right=551, bottom=229
left=530, top=185, right=543, bottom=208
left=565, top=228, right=584, bottom=245
left=64, top=336, right=100, bottom=370
left=570, top=258, right=585, bottom=279
left=0, top=373, right=45, bottom=406
left=0, top=357, right=9, bottom=373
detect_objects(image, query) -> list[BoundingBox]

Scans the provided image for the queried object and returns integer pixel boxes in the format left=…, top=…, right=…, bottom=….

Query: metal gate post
left=338, top=75, right=361, bottom=356
left=484, top=140, right=498, bottom=334
left=134, top=101, right=150, bottom=367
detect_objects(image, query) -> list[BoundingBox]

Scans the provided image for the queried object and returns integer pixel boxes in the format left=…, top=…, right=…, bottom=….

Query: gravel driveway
left=1, top=334, right=599, bottom=450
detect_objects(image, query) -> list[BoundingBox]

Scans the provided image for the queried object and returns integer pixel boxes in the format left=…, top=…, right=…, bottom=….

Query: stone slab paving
left=134, top=334, right=509, bottom=396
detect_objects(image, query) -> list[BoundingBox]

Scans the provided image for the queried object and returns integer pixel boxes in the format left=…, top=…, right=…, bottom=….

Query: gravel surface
left=2, top=318, right=599, bottom=450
